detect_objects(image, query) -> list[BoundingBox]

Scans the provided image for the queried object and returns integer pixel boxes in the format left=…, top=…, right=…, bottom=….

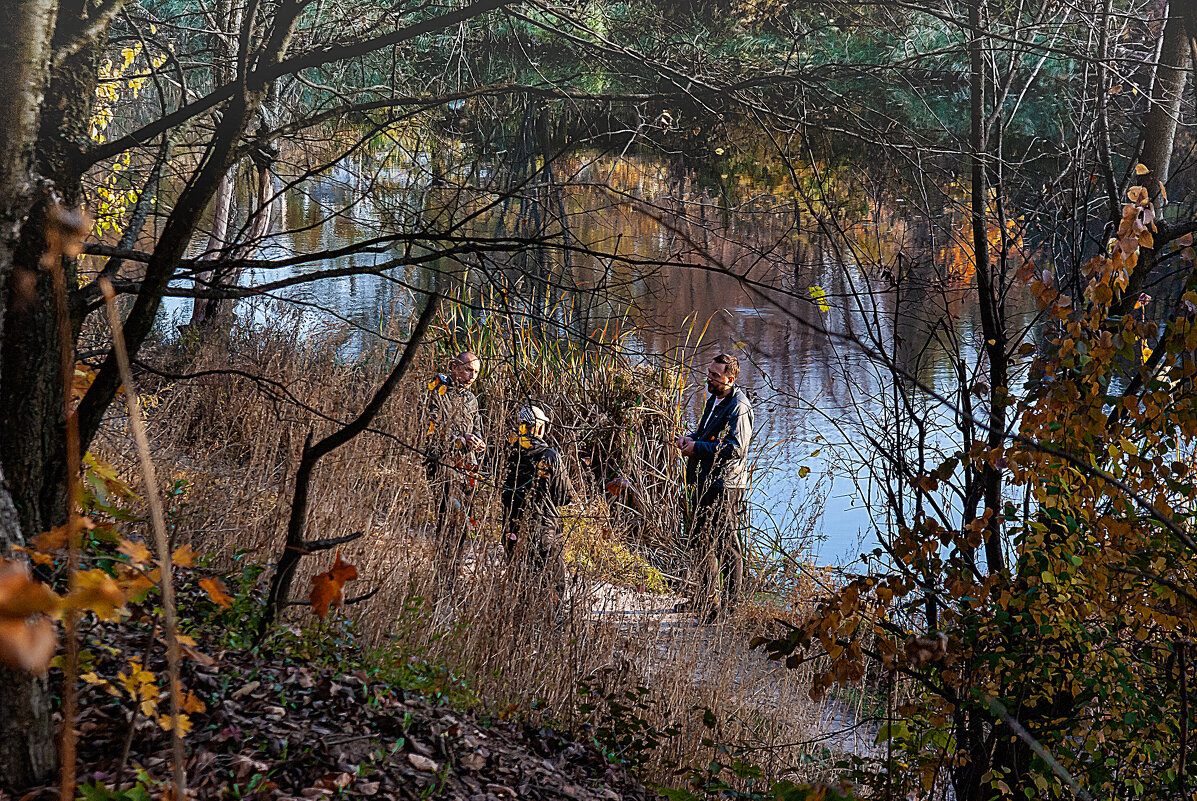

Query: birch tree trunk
left=0, top=0, right=60, bottom=788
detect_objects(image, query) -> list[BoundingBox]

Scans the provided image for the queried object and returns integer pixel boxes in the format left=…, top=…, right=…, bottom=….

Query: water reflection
left=162, top=146, right=1027, bottom=565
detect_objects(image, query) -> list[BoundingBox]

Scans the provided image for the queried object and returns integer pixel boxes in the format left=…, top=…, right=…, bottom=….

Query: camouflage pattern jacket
left=425, top=373, right=484, bottom=471
left=500, top=435, right=575, bottom=543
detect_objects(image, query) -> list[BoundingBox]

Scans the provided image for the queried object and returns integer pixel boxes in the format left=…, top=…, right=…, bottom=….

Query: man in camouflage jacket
left=425, top=352, right=486, bottom=572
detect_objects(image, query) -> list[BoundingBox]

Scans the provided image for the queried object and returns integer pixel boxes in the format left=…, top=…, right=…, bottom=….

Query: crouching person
left=500, top=405, right=575, bottom=605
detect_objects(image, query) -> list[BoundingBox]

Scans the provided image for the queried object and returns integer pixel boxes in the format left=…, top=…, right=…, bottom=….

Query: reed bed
left=91, top=299, right=879, bottom=792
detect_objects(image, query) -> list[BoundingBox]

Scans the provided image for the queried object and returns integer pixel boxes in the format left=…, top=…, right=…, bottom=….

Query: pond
left=163, top=143, right=1035, bottom=566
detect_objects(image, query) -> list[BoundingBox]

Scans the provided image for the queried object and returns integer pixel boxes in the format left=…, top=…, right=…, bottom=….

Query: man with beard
left=674, top=353, right=754, bottom=623
left=425, top=351, right=487, bottom=575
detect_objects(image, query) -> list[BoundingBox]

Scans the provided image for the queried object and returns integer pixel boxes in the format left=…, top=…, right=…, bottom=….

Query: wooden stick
left=99, top=278, right=187, bottom=796
left=49, top=210, right=85, bottom=800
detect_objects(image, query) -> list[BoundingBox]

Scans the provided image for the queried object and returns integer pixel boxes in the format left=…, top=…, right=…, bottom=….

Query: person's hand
left=675, top=436, right=696, bottom=456
left=466, top=434, right=486, bottom=453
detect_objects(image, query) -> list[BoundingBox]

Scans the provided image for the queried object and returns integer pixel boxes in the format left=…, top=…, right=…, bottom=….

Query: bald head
left=450, top=351, right=481, bottom=388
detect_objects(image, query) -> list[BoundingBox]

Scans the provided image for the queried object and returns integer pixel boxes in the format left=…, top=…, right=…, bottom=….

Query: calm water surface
left=165, top=151, right=1013, bottom=565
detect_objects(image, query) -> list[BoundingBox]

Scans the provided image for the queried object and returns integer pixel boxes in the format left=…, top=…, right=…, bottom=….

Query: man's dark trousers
left=692, top=483, right=745, bottom=614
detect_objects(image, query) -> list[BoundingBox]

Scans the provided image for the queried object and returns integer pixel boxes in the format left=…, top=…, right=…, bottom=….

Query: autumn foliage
left=761, top=175, right=1197, bottom=799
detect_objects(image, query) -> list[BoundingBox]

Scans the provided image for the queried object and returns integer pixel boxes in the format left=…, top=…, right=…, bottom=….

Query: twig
left=285, top=530, right=366, bottom=554
left=286, top=585, right=382, bottom=607
left=100, top=278, right=187, bottom=796
left=114, top=621, right=159, bottom=789
left=50, top=218, right=84, bottom=800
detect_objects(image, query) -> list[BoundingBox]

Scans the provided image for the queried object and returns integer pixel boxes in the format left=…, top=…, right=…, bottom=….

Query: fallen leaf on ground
left=408, top=753, right=439, bottom=772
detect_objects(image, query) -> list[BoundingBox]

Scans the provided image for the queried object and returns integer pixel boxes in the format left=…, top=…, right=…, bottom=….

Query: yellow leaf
left=66, top=569, right=126, bottom=621
left=157, top=713, right=192, bottom=737
left=84, top=453, right=138, bottom=500
left=809, top=285, right=830, bottom=313
left=1135, top=162, right=1149, bottom=175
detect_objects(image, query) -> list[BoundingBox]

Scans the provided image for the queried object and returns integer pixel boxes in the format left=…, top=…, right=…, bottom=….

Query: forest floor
left=4, top=576, right=871, bottom=801
left=8, top=621, right=656, bottom=801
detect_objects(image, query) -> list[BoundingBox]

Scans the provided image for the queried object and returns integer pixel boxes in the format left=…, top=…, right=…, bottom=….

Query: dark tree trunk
left=0, top=0, right=61, bottom=789
left=968, top=0, right=1006, bottom=576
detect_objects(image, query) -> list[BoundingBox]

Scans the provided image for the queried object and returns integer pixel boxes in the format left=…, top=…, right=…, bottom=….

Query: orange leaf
left=182, top=690, right=207, bottom=714
left=199, top=577, right=233, bottom=609
left=0, top=560, right=61, bottom=617
left=0, top=617, right=57, bottom=674
left=309, top=552, right=358, bottom=620
left=118, top=539, right=153, bottom=566
left=119, top=567, right=158, bottom=602
left=34, top=517, right=94, bottom=552
left=172, top=544, right=198, bottom=568
left=329, top=552, right=359, bottom=585
left=309, top=574, right=338, bottom=620
left=11, top=545, right=54, bottom=567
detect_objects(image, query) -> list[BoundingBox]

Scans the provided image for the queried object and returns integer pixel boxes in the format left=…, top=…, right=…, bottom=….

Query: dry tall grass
left=91, top=301, right=881, bottom=793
